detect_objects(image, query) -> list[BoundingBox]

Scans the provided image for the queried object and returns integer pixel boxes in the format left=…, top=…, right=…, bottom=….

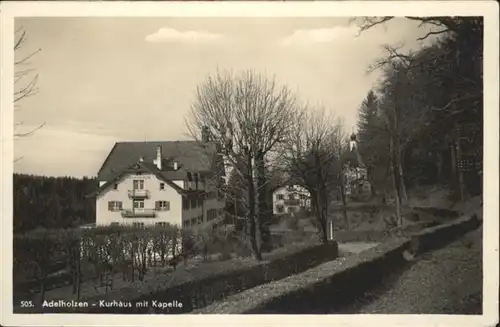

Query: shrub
left=14, top=224, right=182, bottom=300
left=47, top=241, right=338, bottom=314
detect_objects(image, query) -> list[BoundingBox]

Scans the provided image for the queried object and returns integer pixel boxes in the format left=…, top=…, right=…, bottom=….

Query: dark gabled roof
left=271, top=176, right=306, bottom=193
left=88, top=160, right=207, bottom=198
left=97, top=141, right=219, bottom=182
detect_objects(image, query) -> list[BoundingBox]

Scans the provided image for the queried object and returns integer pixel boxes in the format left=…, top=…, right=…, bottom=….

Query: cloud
left=145, top=27, right=224, bottom=43
left=281, top=26, right=359, bottom=46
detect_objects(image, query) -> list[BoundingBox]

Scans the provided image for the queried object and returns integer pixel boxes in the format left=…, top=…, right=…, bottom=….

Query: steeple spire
left=349, top=132, right=357, bottom=151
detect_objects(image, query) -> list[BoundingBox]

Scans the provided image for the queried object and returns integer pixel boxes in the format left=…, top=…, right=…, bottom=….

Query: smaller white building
left=272, top=184, right=311, bottom=215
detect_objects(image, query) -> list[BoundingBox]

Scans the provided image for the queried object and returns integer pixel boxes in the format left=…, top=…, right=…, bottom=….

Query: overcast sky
left=13, top=17, right=433, bottom=178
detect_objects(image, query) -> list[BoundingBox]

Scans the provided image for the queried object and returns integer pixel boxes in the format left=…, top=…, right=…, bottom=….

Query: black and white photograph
left=1, top=1, right=498, bottom=326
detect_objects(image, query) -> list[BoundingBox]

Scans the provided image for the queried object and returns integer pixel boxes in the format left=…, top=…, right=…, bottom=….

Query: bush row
left=195, top=237, right=411, bottom=314
left=409, top=214, right=481, bottom=255
left=196, top=213, right=481, bottom=314
left=13, top=224, right=213, bottom=302
left=40, top=241, right=339, bottom=313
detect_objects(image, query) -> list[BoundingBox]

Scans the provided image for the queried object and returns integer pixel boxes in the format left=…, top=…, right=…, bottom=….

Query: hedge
left=195, top=213, right=481, bottom=314
left=40, top=240, right=338, bottom=313
left=194, top=237, right=410, bottom=314
left=411, top=206, right=459, bottom=220
left=13, top=225, right=188, bottom=304
left=409, top=214, right=481, bottom=255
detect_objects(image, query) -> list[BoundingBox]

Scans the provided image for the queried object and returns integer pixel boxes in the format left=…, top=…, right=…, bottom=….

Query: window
left=191, top=218, right=197, bottom=225
left=133, top=180, right=144, bottom=190
left=113, top=183, right=118, bottom=190
left=198, top=215, right=204, bottom=224
left=156, top=222, right=167, bottom=227
left=300, top=194, right=307, bottom=200
left=183, top=198, right=189, bottom=210
left=289, top=193, right=296, bottom=200
left=133, top=200, right=144, bottom=209
left=108, top=201, right=122, bottom=211
left=183, top=220, right=190, bottom=228
left=276, top=205, right=284, bottom=213
left=156, top=201, right=170, bottom=211
left=277, top=194, right=284, bottom=200
left=159, top=182, right=165, bottom=190
left=133, top=222, right=145, bottom=228
left=190, top=198, right=197, bottom=208
left=187, top=172, right=193, bottom=181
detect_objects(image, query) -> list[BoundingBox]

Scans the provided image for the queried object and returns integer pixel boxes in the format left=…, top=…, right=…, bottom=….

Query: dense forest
left=356, top=17, right=483, bottom=206
left=13, top=174, right=97, bottom=232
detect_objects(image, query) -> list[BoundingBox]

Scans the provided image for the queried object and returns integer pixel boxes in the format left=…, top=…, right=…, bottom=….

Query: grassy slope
left=336, top=225, right=482, bottom=314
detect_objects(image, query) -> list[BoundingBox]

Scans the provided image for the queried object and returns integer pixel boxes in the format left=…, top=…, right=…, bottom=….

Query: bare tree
left=14, top=26, right=44, bottom=160
left=186, top=69, right=299, bottom=260
left=353, top=16, right=483, bottom=204
left=352, top=16, right=482, bottom=43
left=283, top=107, right=346, bottom=243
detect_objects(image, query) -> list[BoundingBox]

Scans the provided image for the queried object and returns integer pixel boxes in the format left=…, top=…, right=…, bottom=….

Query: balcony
left=121, top=208, right=156, bottom=218
left=284, top=199, right=300, bottom=206
left=128, top=189, right=150, bottom=198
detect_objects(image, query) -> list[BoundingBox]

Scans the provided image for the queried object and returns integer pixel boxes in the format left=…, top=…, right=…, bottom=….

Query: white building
left=272, top=184, right=311, bottom=215
left=90, top=137, right=225, bottom=229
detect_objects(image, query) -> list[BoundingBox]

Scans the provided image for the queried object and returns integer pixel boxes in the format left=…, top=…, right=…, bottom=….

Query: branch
left=14, top=30, right=27, bottom=51
left=353, top=17, right=394, bottom=34
left=416, top=29, right=450, bottom=41
left=368, top=45, right=415, bottom=73
left=15, top=48, right=42, bottom=66
left=405, top=16, right=458, bottom=32
left=14, top=122, right=46, bottom=138
left=430, top=93, right=482, bottom=112
left=14, top=156, right=25, bottom=163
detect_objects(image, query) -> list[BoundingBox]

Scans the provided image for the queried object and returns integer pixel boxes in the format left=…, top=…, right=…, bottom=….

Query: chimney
left=201, top=126, right=210, bottom=143
left=155, top=145, right=162, bottom=170
left=173, top=161, right=178, bottom=170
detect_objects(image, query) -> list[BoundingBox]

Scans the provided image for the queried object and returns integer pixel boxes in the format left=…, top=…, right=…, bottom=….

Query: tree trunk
left=312, top=192, right=328, bottom=244
left=456, top=125, right=466, bottom=202
left=397, top=151, right=408, bottom=206
left=394, top=133, right=407, bottom=206
left=367, top=167, right=377, bottom=197
left=38, top=247, right=48, bottom=306
left=255, top=151, right=270, bottom=252
left=246, top=151, right=262, bottom=261
left=390, top=135, right=402, bottom=226
left=450, top=142, right=457, bottom=186
left=76, top=248, right=81, bottom=301
left=436, top=150, right=443, bottom=183
left=339, top=179, right=349, bottom=231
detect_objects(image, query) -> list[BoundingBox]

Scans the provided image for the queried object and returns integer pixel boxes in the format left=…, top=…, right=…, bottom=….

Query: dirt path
left=335, top=226, right=483, bottom=314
